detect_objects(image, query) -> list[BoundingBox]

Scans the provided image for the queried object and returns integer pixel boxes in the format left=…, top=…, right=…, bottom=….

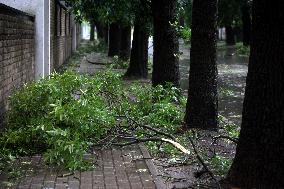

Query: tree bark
left=104, top=25, right=109, bottom=45
left=234, top=26, right=243, bottom=42
left=119, top=25, right=132, bottom=61
left=184, top=0, right=218, bottom=130
left=179, top=15, right=185, bottom=27
left=241, top=1, right=251, bottom=46
left=125, top=24, right=149, bottom=78
left=225, top=25, right=236, bottom=45
left=226, top=1, right=284, bottom=188
left=95, top=21, right=105, bottom=40
left=151, top=0, right=180, bottom=87
left=108, top=22, right=121, bottom=57
left=90, top=20, right=95, bottom=41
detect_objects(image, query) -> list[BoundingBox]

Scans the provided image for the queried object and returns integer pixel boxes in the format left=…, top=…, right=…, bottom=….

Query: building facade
left=0, top=1, right=81, bottom=126
left=0, top=0, right=81, bottom=78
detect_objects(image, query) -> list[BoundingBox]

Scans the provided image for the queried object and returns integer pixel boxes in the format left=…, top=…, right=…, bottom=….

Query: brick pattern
left=0, top=6, right=35, bottom=126
left=50, top=0, right=77, bottom=70
left=12, top=145, right=157, bottom=189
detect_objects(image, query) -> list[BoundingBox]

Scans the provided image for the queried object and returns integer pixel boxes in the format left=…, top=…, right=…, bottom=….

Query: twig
left=188, top=137, right=222, bottom=189
left=126, top=116, right=177, bottom=141
left=112, top=137, right=191, bottom=155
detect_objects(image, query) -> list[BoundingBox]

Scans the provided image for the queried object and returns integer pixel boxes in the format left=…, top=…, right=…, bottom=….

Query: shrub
left=180, top=26, right=191, bottom=44
left=236, top=43, right=250, bottom=56
left=0, top=70, right=185, bottom=171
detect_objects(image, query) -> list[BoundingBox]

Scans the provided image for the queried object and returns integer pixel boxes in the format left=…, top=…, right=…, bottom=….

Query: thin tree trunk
left=119, top=25, right=131, bottom=61
left=226, top=1, right=284, bottom=188
left=95, top=21, right=105, bottom=40
left=241, top=1, right=251, bottom=46
left=179, top=15, right=185, bottom=27
left=108, top=22, right=121, bottom=57
left=104, top=25, right=109, bottom=45
left=184, top=0, right=218, bottom=130
left=234, top=26, right=242, bottom=42
left=90, top=20, right=95, bottom=41
left=225, top=25, right=236, bottom=45
left=125, top=24, right=149, bottom=78
left=151, top=0, right=180, bottom=87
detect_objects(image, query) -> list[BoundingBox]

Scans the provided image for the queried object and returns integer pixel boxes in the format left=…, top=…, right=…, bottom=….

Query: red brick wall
left=0, top=4, right=35, bottom=126
left=50, top=0, right=78, bottom=70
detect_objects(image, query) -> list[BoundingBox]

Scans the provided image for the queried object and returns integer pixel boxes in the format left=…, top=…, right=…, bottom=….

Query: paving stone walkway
left=0, top=49, right=164, bottom=189
left=12, top=144, right=161, bottom=189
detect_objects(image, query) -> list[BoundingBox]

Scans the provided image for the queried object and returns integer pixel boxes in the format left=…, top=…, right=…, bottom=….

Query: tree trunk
left=241, top=1, right=251, bottom=46
left=225, top=25, right=236, bottom=45
left=119, top=25, right=131, bottom=61
left=151, top=0, right=180, bottom=87
left=104, top=25, right=109, bottom=45
left=95, top=21, right=105, bottom=40
left=179, top=15, right=185, bottom=27
left=226, top=1, right=284, bottom=188
left=108, top=22, right=121, bottom=57
left=125, top=24, right=149, bottom=78
left=234, top=26, right=243, bottom=42
left=90, top=20, right=95, bottom=41
left=184, top=0, right=218, bottom=130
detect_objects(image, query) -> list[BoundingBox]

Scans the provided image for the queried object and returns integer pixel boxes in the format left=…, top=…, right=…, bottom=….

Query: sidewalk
left=15, top=145, right=160, bottom=189
left=2, top=50, right=163, bottom=189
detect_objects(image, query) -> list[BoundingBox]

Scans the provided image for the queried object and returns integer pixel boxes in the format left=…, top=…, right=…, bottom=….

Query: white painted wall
left=0, top=0, right=50, bottom=79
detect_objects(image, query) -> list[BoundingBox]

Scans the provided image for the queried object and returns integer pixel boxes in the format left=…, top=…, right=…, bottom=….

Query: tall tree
left=241, top=0, right=251, bottom=46
left=119, top=25, right=132, bottom=60
left=184, top=0, right=218, bottom=130
left=151, top=0, right=180, bottom=87
left=125, top=22, right=149, bottom=78
left=225, top=25, right=236, bottom=45
left=95, top=21, right=106, bottom=41
left=108, top=22, right=121, bottom=57
left=90, top=19, right=95, bottom=41
left=225, top=1, right=284, bottom=188
left=125, top=0, right=151, bottom=78
left=104, top=25, right=109, bottom=45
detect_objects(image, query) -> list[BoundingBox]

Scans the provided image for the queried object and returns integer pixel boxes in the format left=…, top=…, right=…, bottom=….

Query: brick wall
left=0, top=3, right=35, bottom=126
left=51, top=0, right=76, bottom=70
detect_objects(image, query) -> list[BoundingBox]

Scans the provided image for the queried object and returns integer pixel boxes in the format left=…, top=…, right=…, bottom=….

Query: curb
left=138, top=143, right=167, bottom=189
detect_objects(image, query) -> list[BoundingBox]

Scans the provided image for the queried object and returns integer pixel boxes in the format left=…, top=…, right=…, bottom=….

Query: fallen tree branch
left=87, top=59, right=110, bottom=65
left=213, top=135, right=238, bottom=144
left=112, top=137, right=190, bottom=155
left=188, top=137, right=221, bottom=189
left=125, top=116, right=177, bottom=141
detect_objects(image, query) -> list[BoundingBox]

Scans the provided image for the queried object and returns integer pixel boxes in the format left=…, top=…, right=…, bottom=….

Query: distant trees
left=218, top=0, right=240, bottom=45
left=218, top=0, right=252, bottom=46
left=151, top=0, right=180, bottom=87
left=225, top=0, right=284, bottom=188
left=184, top=0, right=218, bottom=129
